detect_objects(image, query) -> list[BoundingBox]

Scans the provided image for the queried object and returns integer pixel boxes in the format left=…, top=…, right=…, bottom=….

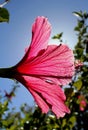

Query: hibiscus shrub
left=0, top=8, right=88, bottom=130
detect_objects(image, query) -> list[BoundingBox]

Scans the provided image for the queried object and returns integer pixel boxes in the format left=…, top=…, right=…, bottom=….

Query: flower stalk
left=0, top=67, right=13, bottom=78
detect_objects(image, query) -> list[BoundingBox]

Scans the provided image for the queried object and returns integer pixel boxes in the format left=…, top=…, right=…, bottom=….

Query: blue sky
left=0, top=0, right=88, bottom=110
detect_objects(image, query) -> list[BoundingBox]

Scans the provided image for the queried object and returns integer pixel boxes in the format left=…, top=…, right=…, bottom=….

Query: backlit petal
left=16, top=16, right=51, bottom=66
left=26, top=16, right=51, bottom=59
left=16, top=44, right=74, bottom=85
left=15, top=75, right=70, bottom=118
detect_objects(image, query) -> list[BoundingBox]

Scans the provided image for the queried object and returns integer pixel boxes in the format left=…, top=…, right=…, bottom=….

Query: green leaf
left=73, top=11, right=83, bottom=18
left=62, top=119, right=66, bottom=127
left=83, top=11, right=88, bottom=19
left=69, top=116, right=76, bottom=123
left=73, top=80, right=82, bottom=90
left=75, top=48, right=83, bottom=58
left=52, top=32, right=63, bottom=39
left=78, top=21, right=84, bottom=28
left=0, top=8, right=9, bottom=23
left=74, top=26, right=80, bottom=31
left=65, top=88, right=74, bottom=98
left=81, top=27, right=87, bottom=35
left=69, top=116, right=76, bottom=128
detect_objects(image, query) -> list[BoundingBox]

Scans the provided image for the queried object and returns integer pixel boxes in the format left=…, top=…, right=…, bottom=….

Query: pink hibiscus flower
left=78, top=95, right=87, bottom=111
left=0, top=16, right=75, bottom=118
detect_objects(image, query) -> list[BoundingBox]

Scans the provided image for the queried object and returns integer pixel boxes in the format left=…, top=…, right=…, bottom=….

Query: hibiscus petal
left=42, top=92, right=70, bottom=118
left=17, top=44, right=74, bottom=85
left=15, top=75, right=70, bottom=118
left=27, top=16, right=51, bottom=58
left=29, top=88, right=49, bottom=113
left=16, top=16, right=51, bottom=66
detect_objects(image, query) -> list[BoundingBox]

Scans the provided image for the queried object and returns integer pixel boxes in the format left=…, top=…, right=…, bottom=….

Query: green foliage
left=52, top=32, right=63, bottom=42
left=52, top=32, right=63, bottom=39
left=73, top=79, right=82, bottom=90
left=0, top=8, right=9, bottom=22
left=73, top=11, right=83, bottom=18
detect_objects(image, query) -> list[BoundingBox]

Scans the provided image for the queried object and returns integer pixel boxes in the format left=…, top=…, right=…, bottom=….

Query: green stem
left=0, top=67, right=14, bottom=78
